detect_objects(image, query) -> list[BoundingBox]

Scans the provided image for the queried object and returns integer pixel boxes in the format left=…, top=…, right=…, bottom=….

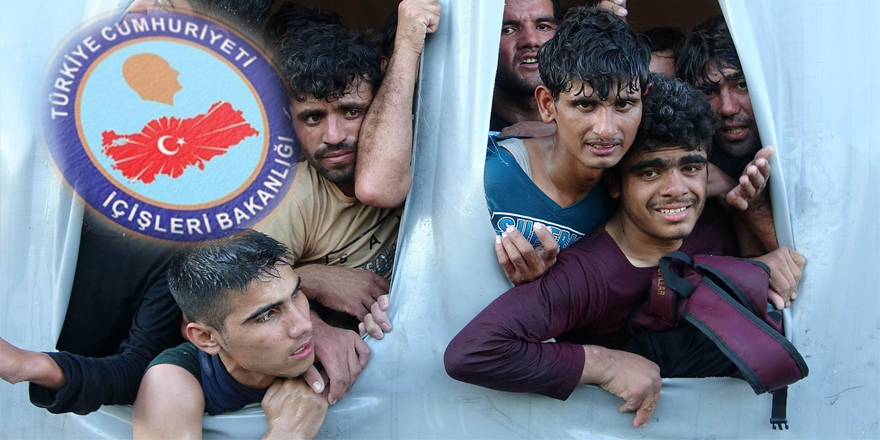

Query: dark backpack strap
left=770, top=387, right=790, bottom=430
left=683, top=276, right=809, bottom=394
left=658, top=252, right=697, bottom=298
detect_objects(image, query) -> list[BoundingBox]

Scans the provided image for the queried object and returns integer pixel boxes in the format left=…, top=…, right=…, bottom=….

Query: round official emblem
left=43, top=10, right=299, bottom=241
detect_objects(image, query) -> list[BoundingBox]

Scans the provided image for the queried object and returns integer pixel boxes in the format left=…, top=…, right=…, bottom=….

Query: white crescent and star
left=157, top=135, right=179, bottom=155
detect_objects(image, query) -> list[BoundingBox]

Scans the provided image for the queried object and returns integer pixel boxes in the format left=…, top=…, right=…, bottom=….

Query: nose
left=717, top=88, right=740, bottom=117
left=661, top=171, right=689, bottom=199
left=286, top=304, right=313, bottom=340
left=518, top=25, right=543, bottom=49
left=322, top=114, right=347, bottom=146
left=593, top=108, right=617, bottom=140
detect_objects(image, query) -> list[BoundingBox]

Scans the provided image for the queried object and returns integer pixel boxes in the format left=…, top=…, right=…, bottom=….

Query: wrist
left=263, top=424, right=307, bottom=440
left=392, top=36, right=426, bottom=60
left=579, top=345, right=612, bottom=385
left=31, top=352, right=66, bottom=389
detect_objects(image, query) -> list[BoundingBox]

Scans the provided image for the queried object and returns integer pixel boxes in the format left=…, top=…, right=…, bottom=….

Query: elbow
left=443, top=331, right=492, bottom=386
left=355, top=175, right=411, bottom=208
left=443, top=339, right=470, bottom=383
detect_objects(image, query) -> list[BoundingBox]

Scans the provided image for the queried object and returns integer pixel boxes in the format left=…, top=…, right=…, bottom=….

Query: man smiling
left=446, top=74, right=804, bottom=429
left=133, top=230, right=328, bottom=439
left=676, top=16, right=760, bottom=179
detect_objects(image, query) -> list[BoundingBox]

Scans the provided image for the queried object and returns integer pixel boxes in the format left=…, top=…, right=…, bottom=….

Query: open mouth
left=655, top=204, right=691, bottom=222
left=518, top=52, right=539, bottom=66
left=721, top=125, right=749, bottom=140
left=289, top=341, right=313, bottom=359
left=587, top=142, right=619, bottom=156
left=659, top=207, right=686, bottom=215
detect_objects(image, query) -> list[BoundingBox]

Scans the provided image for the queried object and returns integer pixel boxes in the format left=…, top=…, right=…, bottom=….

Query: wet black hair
left=675, top=16, right=743, bottom=86
left=167, top=229, right=293, bottom=332
left=538, top=5, right=650, bottom=101
left=263, top=3, right=345, bottom=53
left=642, top=26, right=684, bottom=54
left=274, top=22, right=383, bottom=102
left=630, top=73, right=720, bottom=156
left=187, top=0, right=273, bottom=35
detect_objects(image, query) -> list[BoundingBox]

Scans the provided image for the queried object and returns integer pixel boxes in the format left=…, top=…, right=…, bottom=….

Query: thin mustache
left=647, top=197, right=699, bottom=209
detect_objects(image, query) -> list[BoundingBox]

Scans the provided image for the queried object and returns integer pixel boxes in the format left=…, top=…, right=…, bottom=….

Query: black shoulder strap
left=658, top=251, right=697, bottom=298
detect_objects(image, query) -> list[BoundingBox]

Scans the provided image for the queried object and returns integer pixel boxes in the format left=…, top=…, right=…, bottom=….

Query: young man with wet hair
left=257, top=0, right=441, bottom=405
left=485, top=5, right=649, bottom=285
left=446, top=74, right=803, bottom=429
left=133, top=230, right=327, bottom=439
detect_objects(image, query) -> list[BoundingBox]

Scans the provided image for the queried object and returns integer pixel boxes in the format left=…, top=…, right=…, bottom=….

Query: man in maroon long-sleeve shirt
left=444, top=75, right=804, bottom=428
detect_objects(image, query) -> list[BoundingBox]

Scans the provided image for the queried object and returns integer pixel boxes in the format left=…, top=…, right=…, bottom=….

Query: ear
left=535, top=86, right=557, bottom=123
left=186, top=322, right=223, bottom=355
left=605, top=171, right=622, bottom=199
left=380, top=56, right=390, bottom=73
left=642, top=81, right=654, bottom=97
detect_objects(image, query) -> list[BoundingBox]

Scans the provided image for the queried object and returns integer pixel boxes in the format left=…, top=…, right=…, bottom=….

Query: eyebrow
left=338, top=102, right=369, bottom=112
left=569, top=94, right=640, bottom=105
left=242, top=276, right=302, bottom=324
left=679, top=154, right=709, bottom=165
left=569, top=96, right=599, bottom=104
left=501, top=16, right=557, bottom=26
left=630, top=157, right=668, bottom=171
left=630, top=154, right=708, bottom=171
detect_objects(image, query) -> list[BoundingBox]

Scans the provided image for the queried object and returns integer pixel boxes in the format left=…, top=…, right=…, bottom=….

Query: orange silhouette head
left=122, top=53, right=182, bottom=105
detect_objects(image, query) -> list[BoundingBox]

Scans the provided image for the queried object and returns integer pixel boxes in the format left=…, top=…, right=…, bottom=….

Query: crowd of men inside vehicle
left=0, top=0, right=806, bottom=437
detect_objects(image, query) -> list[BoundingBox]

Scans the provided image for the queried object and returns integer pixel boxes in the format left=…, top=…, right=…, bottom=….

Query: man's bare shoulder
left=133, top=364, right=205, bottom=439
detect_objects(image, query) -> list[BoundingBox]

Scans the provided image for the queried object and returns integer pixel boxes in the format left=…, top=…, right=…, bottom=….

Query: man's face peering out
left=542, top=80, right=643, bottom=171
left=217, top=264, right=315, bottom=379
left=615, top=146, right=708, bottom=242
left=290, top=79, right=374, bottom=185
left=696, top=63, right=760, bottom=159
left=496, top=0, right=557, bottom=97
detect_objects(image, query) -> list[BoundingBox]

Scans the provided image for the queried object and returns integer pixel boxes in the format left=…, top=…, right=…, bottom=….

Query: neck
left=532, top=134, right=604, bottom=206
left=218, top=350, right=275, bottom=389
left=336, top=181, right=356, bottom=198
left=492, top=87, right=542, bottom=125
left=605, top=211, right=684, bottom=268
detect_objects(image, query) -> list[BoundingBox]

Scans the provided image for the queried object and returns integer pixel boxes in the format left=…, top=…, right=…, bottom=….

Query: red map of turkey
left=101, top=101, right=259, bottom=184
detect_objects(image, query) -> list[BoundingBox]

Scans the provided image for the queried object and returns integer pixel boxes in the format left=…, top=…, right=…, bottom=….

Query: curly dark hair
left=167, top=229, right=293, bottom=333
left=188, top=0, right=273, bottom=35
left=538, top=5, right=650, bottom=101
left=273, top=22, right=383, bottom=102
left=674, top=16, right=742, bottom=87
left=263, top=3, right=345, bottom=54
left=631, top=73, right=719, bottom=155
